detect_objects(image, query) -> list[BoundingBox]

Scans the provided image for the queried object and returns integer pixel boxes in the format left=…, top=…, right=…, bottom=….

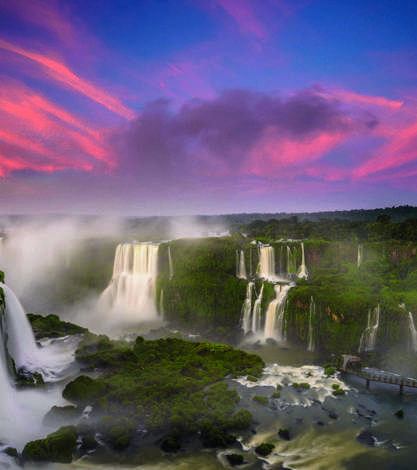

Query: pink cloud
left=244, top=126, right=350, bottom=177
left=0, top=80, right=115, bottom=177
left=353, top=118, right=417, bottom=179
left=0, top=39, right=135, bottom=120
left=214, top=0, right=268, bottom=39
left=321, top=88, right=404, bottom=110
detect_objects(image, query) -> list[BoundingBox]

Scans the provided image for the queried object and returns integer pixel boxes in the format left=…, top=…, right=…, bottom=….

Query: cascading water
left=258, top=246, right=278, bottom=281
left=263, top=284, right=292, bottom=341
left=100, top=242, right=159, bottom=320
left=0, top=282, right=74, bottom=381
left=408, top=312, right=417, bottom=352
left=241, top=282, right=254, bottom=334
left=298, top=242, right=308, bottom=279
left=251, top=283, right=264, bottom=333
left=307, top=297, right=316, bottom=352
left=168, top=245, right=174, bottom=280
left=236, top=250, right=247, bottom=279
left=286, top=245, right=297, bottom=276
left=159, top=289, right=164, bottom=316
left=357, top=244, right=363, bottom=268
left=358, top=304, right=380, bottom=352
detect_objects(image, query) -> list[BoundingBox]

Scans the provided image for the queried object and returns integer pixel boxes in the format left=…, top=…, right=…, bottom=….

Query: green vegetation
left=226, top=453, right=244, bottom=466
left=292, top=382, right=310, bottom=390
left=62, top=333, right=263, bottom=453
left=22, top=426, right=77, bottom=463
left=157, top=238, right=247, bottom=333
left=254, top=442, right=275, bottom=456
left=331, top=384, right=346, bottom=396
left=252, top=395, right=269, bottom=405
left=27, top=313, right=87, bottom=339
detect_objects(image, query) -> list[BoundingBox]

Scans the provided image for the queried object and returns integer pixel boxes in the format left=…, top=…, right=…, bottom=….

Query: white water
left=0, top=284, right=79, bottom=450
left=168, top=245, right=174, bottom=280
left=258, top=246, right=276, bottom=281
left=251, top=283, right=264, bottom=333
left=241, top=282, right=253, bottom=334
left=286, top=245, right=297, bottom=275
left=298, top=242, right=308, bottom=279
left=307, top=297, right=316, bottom=352
left=263, top=284, right=292, bottom=341
left=159, top=289, right=164, bottom=316
left=358, top=304, right=380, bottom=352
left=357, top=243, right=363, bottom=268
left=236, top=250, right=247, bottom=279
left=100, top=243, right=159, bottom=321
left=408, top=312, right=417, bottom=352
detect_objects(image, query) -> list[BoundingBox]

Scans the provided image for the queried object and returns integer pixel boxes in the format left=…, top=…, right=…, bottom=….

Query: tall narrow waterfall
left=258, top=246, right=276, bottom=281
left=307, top=297, right=316, bottom=352
left=241, top=282, right=254, bottom=334
left=357, top=244, right=363, bottom=268
left=298, top=242, right=308, bottom=279
left=408, top=312, right=417, bottom=352
left=263, top=284, right=291, bottom=341
left=287, top=245, right=297, bottom=276
left=168, top=246, right=174, bottom=280
left=101, top=242, right=159, bottom=319
left=358, top=305, right=380, bottom=352
left=236, top=250, right=247, bottom=279
left=251, top=283, right=264, bottom=333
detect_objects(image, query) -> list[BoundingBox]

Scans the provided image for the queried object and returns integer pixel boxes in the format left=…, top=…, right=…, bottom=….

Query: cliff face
left=285, top=240, right=417, bottom=354
left=156, top=237, right=417, bottom=355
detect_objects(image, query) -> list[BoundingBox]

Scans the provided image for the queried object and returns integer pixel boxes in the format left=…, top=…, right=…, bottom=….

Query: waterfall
left=287, top=245, right=297, bottom=276
left=251, top=283, right=264, bottom=333
left=236, top=250, right=247, bottom=279
left=263, top=284, right=292, bottom=341
left=298, top=242, right=308, bottom=279
left=408, top=312, right=417, bottom=352
left=307, top=297, right=316, bottom=352
left=258, top=246, right=276, bottom=281
left=159, top=289, right=164, bottom=316
left=1, top=282, right=42, bottom=372
left=0, top=282, right=71, bottom=383
left=241, top=282, right=254, bottom=334
left=101, top=242, right=159, bottom=319
left=358, top=305, right=380, bottom=352
left=168, top=245, right=174, bottom=280
left=357, top=244, right=363, bottom=268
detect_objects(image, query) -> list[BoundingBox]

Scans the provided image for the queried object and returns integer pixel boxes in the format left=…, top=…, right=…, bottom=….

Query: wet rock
left=322, top=407, right=338, bottom=420
left=316, top=421, right=325, bottom=426
left=356, top=429, right=377, bottom=447
left=394, top=409, right=404, bottom=419
left=266, top=338, right=277, bottom=346
left=278, top=428, right=290, bottom=440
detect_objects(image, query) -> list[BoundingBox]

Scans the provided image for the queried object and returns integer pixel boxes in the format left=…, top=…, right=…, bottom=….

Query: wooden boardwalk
left=339, top=356, right=417, bottom=394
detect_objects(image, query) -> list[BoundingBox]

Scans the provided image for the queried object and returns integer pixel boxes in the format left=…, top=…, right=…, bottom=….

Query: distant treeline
left=238, top=214, right=417, bottom=242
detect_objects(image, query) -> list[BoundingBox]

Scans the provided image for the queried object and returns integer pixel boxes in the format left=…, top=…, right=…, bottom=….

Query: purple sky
left=1, top=0, right=417, bottom=215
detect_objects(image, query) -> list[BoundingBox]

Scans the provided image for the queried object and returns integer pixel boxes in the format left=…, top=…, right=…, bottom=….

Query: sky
left=0, top=0, right=417, bottom=216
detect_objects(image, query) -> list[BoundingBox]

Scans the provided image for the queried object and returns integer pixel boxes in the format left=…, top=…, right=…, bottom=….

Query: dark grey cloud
left=115, top=88, right=376, bottom=182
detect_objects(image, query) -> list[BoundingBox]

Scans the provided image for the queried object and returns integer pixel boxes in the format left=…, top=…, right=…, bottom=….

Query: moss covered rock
left=22, top=426, right=77, bottom=463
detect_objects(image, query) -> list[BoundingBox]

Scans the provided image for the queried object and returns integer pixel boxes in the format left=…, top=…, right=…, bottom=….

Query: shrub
left=255, top=442, right=275, bottom=456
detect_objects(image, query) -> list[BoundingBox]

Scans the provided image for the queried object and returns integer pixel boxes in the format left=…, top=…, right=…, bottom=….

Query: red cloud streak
left=0, top=80, right=115, bottom=176
left=0, top=39, right=135, bottom=120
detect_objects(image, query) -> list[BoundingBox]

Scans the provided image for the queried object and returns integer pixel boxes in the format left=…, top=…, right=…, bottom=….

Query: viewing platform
left=339, top=354, right=417, bottom=394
